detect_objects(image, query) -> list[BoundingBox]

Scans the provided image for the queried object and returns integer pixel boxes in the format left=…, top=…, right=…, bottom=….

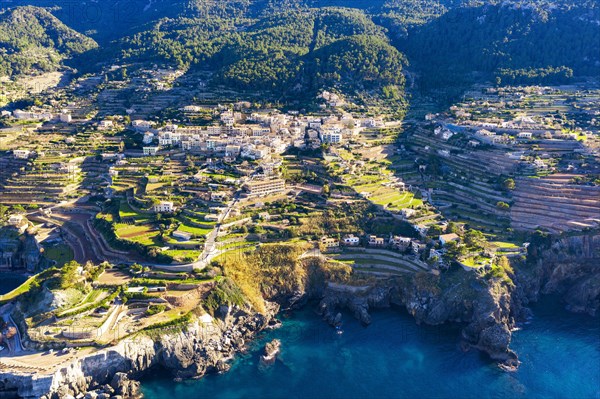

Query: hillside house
left=172, top=230, right=192, bottom=241
left=13, top=150, right=32, bottom=159
left=368, top=235, right=385, bottom=247
left=439, top=233, right=460, bottom=246
left=320, top=237, right=340, bottom=248
left=143, top=147, right=159, bottom=156
left=390, top=235, right=412, bottom=250
left=59, top=113, right=72, bottom=123
left=342, top=235, right=360, bottom=246
left=411, top=240, right=426, bottom=254
left=153, top=201, right=175, bottom=213
left=143, top=132, right=155, bottom=144
left=401, top=208, right=416, bottom=219
left=244, top=178, right=286, bottom=196
left=210, top=191, right=228, bottom=202
left=517, top=132, right=533, bottom=139
left=414, top=224, right=429, bottom=237
left=132, top=120, right=155, bottom=131
left=98, top=120, right=114, bottom=130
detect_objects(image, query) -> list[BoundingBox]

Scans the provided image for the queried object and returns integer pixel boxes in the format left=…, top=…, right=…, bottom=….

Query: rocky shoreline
left=316, top=233, right=600, bottom=370
left=1, top=233, right=598, bottom=398
left=0, top=303, right=280, bottom=399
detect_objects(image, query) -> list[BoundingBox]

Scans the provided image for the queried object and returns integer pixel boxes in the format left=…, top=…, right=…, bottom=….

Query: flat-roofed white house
left=172, top=230, right=192, bottom=241
left=517, top=132, right=533, bottom=139
left=153, top=201, right=175, bottom=213
left=439, top=233, right=460, bottom=246
left=143, top=146, right=160, bottom=156
left=98, top=120, right=114, bottom=130
left=13, top=149, right=32, bottom=159
left=320, top=236, right=340, bottom=248
left=390, top=235, right=412, bottom=250
left=342, top=235, right=360, bottom=246
left=132, top=120, right=155, bottom=131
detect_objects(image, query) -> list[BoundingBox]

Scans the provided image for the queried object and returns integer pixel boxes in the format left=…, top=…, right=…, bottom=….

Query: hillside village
left=0, top=0, right=597, bottom=396
left=0, top=67, right=598, bottom=375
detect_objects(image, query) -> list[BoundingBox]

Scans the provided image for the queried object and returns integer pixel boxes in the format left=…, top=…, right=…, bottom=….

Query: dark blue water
left=141, top=298, right=600, bottom=399
left=0, top=273, right=27, bottom=295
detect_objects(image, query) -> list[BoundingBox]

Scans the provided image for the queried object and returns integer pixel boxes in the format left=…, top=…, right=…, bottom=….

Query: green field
left=161, top=249, right=201, bottom=263
left=119, top=201, right=151, bottom=222
left=177, top=223, right=213, bottom=237
left=43, top=243, right=74, bottom=267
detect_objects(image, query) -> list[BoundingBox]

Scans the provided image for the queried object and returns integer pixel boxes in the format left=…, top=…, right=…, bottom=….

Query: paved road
left=29, top=194, right=241, bottom=271
left=194, top=197, right=239, bottom=270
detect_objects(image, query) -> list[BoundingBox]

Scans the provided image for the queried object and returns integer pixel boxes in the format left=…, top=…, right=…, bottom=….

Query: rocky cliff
left=0, top=304, right=278, bottom=399
left=316, top=270, right=520, bottom=369
left=2, top=233, right=597, bottom=397
left=316, top=233, right=600, bottom=370
left=516, top=233, right=600, bottom=316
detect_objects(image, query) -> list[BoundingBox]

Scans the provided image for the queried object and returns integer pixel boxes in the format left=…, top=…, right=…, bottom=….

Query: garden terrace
left=511, top=174, right=600, bottom=232
left=0, top=159, right=80, bottom=205
left=515, top=139, right=583, bottom=156
left=331, top=248, right=430, bottom=278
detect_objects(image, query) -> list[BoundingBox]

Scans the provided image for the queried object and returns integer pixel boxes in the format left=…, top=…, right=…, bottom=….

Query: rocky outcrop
left=317, top=272, right=520, bottom=368
left=516, top=234, right=600, bottom=316
left=0, top=304, right=278, bottom=399
left=318, top=285, right=392, bottom=326
left=400, top=271, right=519, bottom=368
left=259, top=339, right=281, bottom=367
left=315, top=233, right=599, bottom=370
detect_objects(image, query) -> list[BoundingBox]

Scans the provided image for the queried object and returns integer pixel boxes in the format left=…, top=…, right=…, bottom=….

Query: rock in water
left=259, top=339, right=281, bottom=367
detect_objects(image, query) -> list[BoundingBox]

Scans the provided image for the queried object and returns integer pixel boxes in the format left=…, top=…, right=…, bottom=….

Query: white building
left=244, top=178, right=286, bottom=196
left=98, top=120, right=114, bottom=130
left=153, top=201, right=175, bottom=213
left=517, top=132, right=533, bottom=139
left=321, top=130, right=343, bottom=145
left=390, top=236, right=412, bottom=249
left=439, top=233, right=460, bottom=246
left=342, top=235, right=360, bottom=246
left=143, top=147, right=159, bottom=156
left=143, top=132, right=155, bottom=144
left=59, top=113, right=72, bottom=123
left=13, top=149, right=32, bottom=159
left=172, top=230, right=192, bottom=241
left=132, top=120, right=155, bottom=131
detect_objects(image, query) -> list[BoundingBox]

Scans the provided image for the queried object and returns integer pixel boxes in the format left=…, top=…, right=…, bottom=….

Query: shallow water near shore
left=142, top=296, right=600, bottom=399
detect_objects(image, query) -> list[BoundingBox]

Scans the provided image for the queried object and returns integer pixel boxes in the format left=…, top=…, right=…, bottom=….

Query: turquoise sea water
left=142, top=297, right=599, bottom=399
left=0, top=273, right=27, bottom=295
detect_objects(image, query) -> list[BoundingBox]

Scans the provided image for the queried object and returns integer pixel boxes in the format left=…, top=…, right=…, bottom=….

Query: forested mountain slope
left=110, top=7, right=407, bottom=100
left=0, top=6, right=97, bottom=77
left=1, top=0, right=598, bottom=102
left=401, top=1, right=600, bottom=88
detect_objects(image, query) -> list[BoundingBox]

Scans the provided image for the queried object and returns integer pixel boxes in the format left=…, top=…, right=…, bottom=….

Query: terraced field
left=332, top=248, right=430, bottom=278
left=511, top=174, right=600, bottom=233
left=114, top=223, right=160, bottom=246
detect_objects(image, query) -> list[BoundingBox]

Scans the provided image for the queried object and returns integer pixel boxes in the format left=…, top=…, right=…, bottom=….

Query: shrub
left=146, top=304, right=167, bottom=316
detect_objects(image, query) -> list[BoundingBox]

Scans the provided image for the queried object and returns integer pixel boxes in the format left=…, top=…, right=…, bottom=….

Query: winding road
left=29, top=194, right=241, bottom=272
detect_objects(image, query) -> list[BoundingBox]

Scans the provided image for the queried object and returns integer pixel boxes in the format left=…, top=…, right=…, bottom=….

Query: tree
left=12, top=205, right=26, bottom=214
left=446, top=222, right=460, bottom=234
left=503, top=178, right=516, bottom=191
left=496, top=201, right=510, bottom=210
left=60, top=260, right=80, bottom=289
left=464, top=229, right=486, bottom=250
